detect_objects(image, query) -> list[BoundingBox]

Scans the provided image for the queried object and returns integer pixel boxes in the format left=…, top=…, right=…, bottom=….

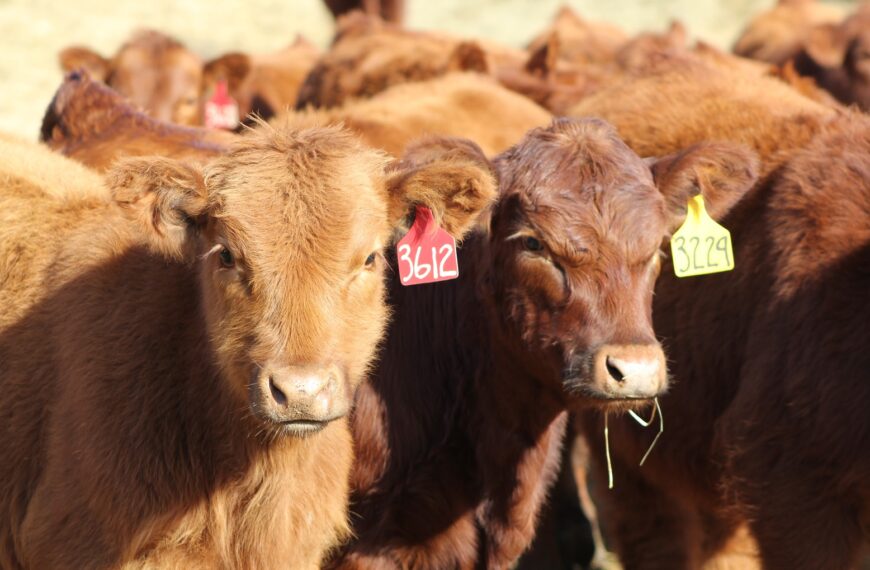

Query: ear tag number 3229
left=669, top=195, right=734, bottom=278
left=396, top=206, right=459, bottom=286
left=204, top=80, right=240, bottom=130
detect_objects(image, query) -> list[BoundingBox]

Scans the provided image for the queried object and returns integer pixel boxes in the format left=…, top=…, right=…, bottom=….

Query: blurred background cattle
left=0, top=0, right=856, bottom=136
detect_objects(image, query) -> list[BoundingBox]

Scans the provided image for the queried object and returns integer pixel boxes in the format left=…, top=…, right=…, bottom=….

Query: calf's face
left=60, top=31, right=203, bottom=125
left=109, top=127, right=496, bottom=436
left=487, top=118, right=757, bottom=406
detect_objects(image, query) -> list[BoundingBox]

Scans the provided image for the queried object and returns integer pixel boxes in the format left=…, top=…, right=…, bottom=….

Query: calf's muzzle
left=251, top=362, right=350, bottom=435
left=591, top=344, right=667, bottom=400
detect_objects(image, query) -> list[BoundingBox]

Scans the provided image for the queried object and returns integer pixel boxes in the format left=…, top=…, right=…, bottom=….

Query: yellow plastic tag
left=669, top=195, right=734, bottom=278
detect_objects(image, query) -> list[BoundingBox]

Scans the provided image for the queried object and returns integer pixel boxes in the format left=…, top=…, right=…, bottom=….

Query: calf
left=323, top=0, right=404, bottom=24
left=0, top=124, right=496, bottom=569
left=570, top=61, right=870, bottom=569
left=525, top=6, right=628, bottom=66
left=326, top=118, right=758, bottom=569
left=792, top=8, right=870, bottom=110
left=201, top=36, right=322, bottom=125
left=295, top=12, right=525, bottom=109
left=41, top=71, right=235, bottom=171
left=44, top=71, right=550, bottom=168
left=286, top=73, right=552, bottom=156
left=60, top=29, right=203, bottom=125
left=732, top=0, right=845, bottom=65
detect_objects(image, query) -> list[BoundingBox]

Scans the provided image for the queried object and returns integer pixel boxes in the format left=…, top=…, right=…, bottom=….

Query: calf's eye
left=523, top=236, right=544, bottom=252
left=219, top=247, right=235, bottom=268
left=365, top=252, right=378, bottom=268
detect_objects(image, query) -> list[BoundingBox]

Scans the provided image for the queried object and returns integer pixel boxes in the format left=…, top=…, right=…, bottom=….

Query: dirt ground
left=0, top=0, right=855, bottom=138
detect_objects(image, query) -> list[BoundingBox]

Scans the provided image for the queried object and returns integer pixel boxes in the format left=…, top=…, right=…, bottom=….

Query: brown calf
left=323, top=0, right=404, bottom=24
left=41, top=71, right=234, bottom=171
left=326, top=118, right=758, bottom=569
left=295, top=11, right=526, bottom=109
left=732, top=0, right=845, bottom=65
left=0, top=125, right=496, bottom=568
left=570, top=61, right=870, bottom=569
left=60, top=29, right=204, bottom=125
left=43, top=71, right=550, bottom=168
left=201, top=35, right=321, bottom=124
left=286, top=73, right=552, bottom=156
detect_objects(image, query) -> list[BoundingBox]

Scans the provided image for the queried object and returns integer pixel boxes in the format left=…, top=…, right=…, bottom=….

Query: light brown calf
left=41, top=71, right=234, bottom=171
left=0, top=124, right=496, bottom=569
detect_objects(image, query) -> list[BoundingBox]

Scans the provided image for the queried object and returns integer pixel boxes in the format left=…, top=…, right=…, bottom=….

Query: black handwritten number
left=690, top=237, right=702, bottom=270
left=674, top=237, right=690, bottom=272
left=716, top=236, right=730, bottom=266
left=706, top=236, right=718, bottom=267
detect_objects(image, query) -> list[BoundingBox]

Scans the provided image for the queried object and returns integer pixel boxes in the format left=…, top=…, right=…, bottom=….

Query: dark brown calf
left=326, top=118, right=758, bottom=569
left=570, top=62, right=870, bottom=569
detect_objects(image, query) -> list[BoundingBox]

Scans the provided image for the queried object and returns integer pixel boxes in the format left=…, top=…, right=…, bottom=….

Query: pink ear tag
left=396, top=206, right=459, bottom=286
left=204, top=80, right=239, bottom=130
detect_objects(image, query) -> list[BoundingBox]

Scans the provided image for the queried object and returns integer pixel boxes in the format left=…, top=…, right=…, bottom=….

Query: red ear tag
left=204, top=80, right=240, bottom=130
left=396, top=206, right=459, bottom=286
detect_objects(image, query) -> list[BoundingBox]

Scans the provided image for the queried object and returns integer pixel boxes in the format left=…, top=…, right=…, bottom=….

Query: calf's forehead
left=498, top=121, right=666, bottom=257
left=206, top=134, right=390, bottom=264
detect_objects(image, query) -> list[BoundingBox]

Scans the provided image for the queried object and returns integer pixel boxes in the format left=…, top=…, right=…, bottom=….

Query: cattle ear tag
left=204, top=80, right=239, bottom=130
left=669, top=195, right=734, bottom=278
left=396, top=206, right=459, bottom=286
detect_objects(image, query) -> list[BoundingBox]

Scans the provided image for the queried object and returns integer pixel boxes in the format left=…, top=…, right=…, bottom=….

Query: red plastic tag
left=204, top=80, right=239, bottom=130
left=396, top=206, right=459, bottom=286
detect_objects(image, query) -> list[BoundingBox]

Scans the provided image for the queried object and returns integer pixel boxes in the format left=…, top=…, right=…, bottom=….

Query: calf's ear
left=446, top=41, right=490, bottom=73
left=203, top=53, right=252, bottom=93
left=649, top=142, right=759, bottom=231
left=108, top=157, right=209, bottom=260
left=386, top=136, right=498, bottom=240
left=59, top=46, right=110, bottom=82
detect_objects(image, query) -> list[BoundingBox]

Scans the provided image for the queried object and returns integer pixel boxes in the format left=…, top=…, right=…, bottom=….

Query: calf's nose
left=255, top=363, right=349, bottom=432
left=592, top=344, right=667, bottom=399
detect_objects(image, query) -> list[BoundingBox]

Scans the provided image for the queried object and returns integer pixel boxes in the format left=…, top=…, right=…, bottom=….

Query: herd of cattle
left=0, top=0, right=868, bottom=568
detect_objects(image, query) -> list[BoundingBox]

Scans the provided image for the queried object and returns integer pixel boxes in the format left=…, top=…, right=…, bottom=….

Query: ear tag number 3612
left=396, top=206, right=459, bottom=286
left=669, top=195, right=734, bottom=278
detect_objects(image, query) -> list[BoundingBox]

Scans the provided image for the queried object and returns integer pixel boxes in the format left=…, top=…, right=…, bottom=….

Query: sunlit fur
left=331, top=118, right=758, bottom=569
left=0, top=126, right=496, bottom=569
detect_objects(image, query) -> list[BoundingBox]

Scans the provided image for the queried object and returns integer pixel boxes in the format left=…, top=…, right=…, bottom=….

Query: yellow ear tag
left=669, top=195, right=734, bottom=278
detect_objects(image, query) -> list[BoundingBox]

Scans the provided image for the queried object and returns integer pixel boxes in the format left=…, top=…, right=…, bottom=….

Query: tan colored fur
left=0, top=124, right=496, bottom=569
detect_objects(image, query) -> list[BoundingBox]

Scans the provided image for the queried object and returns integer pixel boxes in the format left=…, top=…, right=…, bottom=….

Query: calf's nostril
left=268, top=376, right=288, bottom=406
left=605, top=356, right=626, bottom=383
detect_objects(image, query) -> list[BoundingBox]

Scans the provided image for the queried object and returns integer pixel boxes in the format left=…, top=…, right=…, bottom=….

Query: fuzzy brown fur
left=325, top=118, right=758, bottom=569
left=570, top=61, right=870, bottom=569
left=0, top=124, right=497, bottom=569
left=41, top=71, right=234, bottom=172
left=59, top=29, right=204, bottom=125
left=284, top=73, right=552, bottom=156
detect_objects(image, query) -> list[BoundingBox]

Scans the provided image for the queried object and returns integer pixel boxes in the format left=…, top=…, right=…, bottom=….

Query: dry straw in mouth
left=604, top=397, right=664, bottom=490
